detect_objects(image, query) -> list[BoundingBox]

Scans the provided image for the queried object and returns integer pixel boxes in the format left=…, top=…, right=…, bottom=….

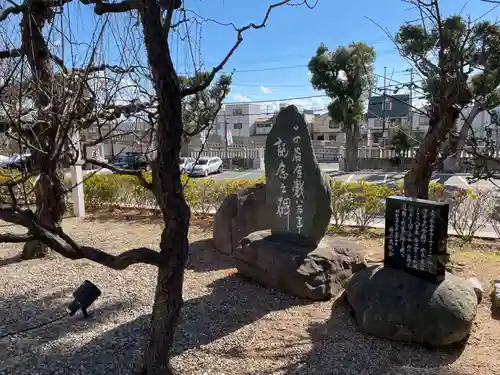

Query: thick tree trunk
left=404, top=107, right=460, bottom=198
left=22, top=165, right=66, bottom=259
left=20, top=0, right=63, bottom=259
left=142, top=215, right=189, bottom=375
left=138, top=1, right=191, bottom=374
left=344, top=126, right=359, bottom=171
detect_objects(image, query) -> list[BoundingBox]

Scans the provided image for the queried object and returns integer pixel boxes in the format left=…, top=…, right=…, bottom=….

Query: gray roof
left=366, top=94, right=410, bottom=119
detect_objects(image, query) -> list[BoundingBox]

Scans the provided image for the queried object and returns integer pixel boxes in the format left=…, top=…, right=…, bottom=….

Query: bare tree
left=0, top=2, right=160, bottom=258
left=0, top=1, right=317, bottom=373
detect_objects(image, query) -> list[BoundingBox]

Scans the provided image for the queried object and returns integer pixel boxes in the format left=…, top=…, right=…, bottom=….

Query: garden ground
left=0, top=213, right=499, bottom=375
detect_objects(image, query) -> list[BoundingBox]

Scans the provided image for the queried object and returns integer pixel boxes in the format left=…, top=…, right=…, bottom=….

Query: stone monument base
left=346, top=265, right=478, bottom=347
left=233, top=230, right=367, bottom=301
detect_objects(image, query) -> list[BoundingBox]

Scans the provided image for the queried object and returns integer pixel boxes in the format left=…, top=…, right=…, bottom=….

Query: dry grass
left=0, top=213, right=499, bottom=375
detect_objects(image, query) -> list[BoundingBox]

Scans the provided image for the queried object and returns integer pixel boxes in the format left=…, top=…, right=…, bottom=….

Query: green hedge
left=0, top=170, right=490, bottom=241
left=0, top=170, right=457, bottom=215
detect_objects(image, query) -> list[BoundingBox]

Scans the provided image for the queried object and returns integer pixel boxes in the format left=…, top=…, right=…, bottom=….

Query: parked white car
left=0, top=154, right=10, bottom=168
left=186, top=156, right=223, bottom=177
left=179, top=157, right=196, bottom=173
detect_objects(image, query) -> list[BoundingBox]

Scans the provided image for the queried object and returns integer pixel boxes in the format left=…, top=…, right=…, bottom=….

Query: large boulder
left=234, top=230, right=367, bottom=300
left=213, top=183, right=272, bottom=255
left=346, top=265, right=478, bottom=347
left=265, top=105, right=332, bottom=246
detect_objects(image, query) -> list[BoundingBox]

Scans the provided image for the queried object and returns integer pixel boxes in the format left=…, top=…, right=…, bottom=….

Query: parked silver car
left=179, top=157, right=196, bottom=173
left=186, top=156, right=223, bottom=177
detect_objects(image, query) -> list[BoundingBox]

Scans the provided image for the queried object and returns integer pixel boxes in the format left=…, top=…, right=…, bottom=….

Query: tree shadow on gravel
left=278, top=300, right=467, bottom=375
left=24, top=274, right=309, bottom=375
left=0, top=287, right=142, bottom=375
left=187, top=238, right=235, bottom=272
left=173, top=274, right=309, bottom=355
left=0, top=254, right=22, bottom=267
left=82, top=211, right=163, bottom=225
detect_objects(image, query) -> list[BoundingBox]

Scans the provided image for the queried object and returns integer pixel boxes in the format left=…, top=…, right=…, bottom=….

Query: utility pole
left=408, top=67, right=414, bottom=133
left=382, top=66, right=387, bottom=133
left=223, top=106, right=228, bottom=160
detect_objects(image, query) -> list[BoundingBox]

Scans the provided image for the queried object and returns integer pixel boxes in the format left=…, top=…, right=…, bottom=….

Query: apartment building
left=412, top=104, right=500, bottom=143
left=85, top=118, right=151, bottom=159
left=254, top=115, right=275, bottom=135
left=310, top=113, right=345, bottom=144
left=214, top=103, right=262, bottom=138
left=366, top=94, right=411, bottom=146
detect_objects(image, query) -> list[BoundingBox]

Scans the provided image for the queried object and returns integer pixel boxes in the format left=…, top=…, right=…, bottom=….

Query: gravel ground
left=0, top=215, right=499, bottom=375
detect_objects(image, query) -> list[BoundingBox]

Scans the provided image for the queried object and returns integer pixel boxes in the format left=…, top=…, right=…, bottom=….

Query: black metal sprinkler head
left=66, top=280, right=102, bottom=318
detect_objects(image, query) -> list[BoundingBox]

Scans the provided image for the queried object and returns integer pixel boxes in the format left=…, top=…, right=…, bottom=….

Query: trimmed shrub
left=329, top=180, right=357, bottom=228
left=3, top=167, right=493, bottom=240
left=448, top=188, right=494, bottom=241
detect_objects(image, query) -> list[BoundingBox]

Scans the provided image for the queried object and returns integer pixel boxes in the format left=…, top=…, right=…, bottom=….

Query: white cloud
left=226, top=93, right=252, bottom=103
left=260, top=85, right=272, bottom=94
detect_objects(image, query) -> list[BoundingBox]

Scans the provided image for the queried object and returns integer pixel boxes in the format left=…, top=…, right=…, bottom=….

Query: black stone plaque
left=384, top=195, right=449, bottom=283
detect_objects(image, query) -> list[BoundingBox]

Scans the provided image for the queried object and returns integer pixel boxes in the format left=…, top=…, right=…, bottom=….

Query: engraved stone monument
left=264, top=105, right=332, bottom=246
left=384, top=196, right=449, bottom=283
left=229, top=105, right=367, bottom=300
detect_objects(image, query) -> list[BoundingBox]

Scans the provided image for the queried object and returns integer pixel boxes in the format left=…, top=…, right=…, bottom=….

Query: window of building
left=233, top=123, right=243, bottom=130
left=232, top=108, right=243, bottom=116
left=317, top=135, right=324, bottom=140
left=329, top=120, right=340, bottom=128
left=381, top=99, right=392, bottom=111
left=328, top=135, right=337, bottom=141
left=374, top=118, right=383, bottom=127
left=391, top=118, right=402, bottom=126
left=419, top=115, right=430, bottom=126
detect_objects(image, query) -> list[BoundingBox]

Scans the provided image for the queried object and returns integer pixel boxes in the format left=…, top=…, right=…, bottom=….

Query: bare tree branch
left=0, top=4, right=24, bottom=22
left=180, top=0, right=307, bottom=97
left=83, top=156, right=153, bottom=190
left=79, top=0, right=142, bottom=15
left=0, top=48, right=22, bottom=59
left=0, top=204, right=162, bottom=269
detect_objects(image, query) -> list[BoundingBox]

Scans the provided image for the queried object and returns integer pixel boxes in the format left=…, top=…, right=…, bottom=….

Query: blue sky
left=169, top=0, right=500, bottom=113
left=3, top=0, right=499, bottom=113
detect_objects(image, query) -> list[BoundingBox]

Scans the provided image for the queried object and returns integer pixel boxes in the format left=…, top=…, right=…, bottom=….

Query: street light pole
left=224, top=107, right=228, bottom=161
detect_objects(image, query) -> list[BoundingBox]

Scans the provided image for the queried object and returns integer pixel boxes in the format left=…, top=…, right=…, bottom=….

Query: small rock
left=446, top=260, right=464, bottom=274
left=467, top=277, right=484, bottom=303
left=212, top=183, right=271, bottom=255
left=493, top=280, right=500, bottom=312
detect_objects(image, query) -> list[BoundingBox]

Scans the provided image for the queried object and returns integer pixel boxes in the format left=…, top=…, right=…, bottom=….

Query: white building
left=310, top=113, right=345, bottom=144
left=412, top=105, right=500, bottom=141
left=215, top=103, right=262, bottom=138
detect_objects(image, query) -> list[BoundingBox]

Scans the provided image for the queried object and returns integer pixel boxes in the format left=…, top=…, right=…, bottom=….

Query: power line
left=229, top=64, right=305, bottom=73
left=224, top=94, right=329, bottom=105
left=176, top=37, right=399, bottom=68
left=218, top=108, right=329, bottom=118
left=224, top=61, right=409, bottom=74
left=223, top=92, right=421, bottom=106
left=232, top=83, right=311, bottom=88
